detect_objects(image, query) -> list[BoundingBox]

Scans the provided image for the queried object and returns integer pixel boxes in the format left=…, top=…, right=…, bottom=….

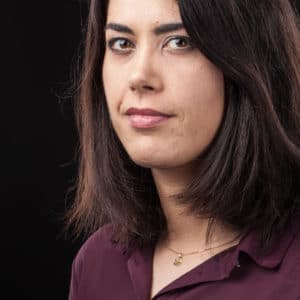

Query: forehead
left=106, top=0, right=181, bottom=25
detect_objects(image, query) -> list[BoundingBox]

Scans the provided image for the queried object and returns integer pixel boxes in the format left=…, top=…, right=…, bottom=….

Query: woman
left=67, top=0, right=300, bottom=299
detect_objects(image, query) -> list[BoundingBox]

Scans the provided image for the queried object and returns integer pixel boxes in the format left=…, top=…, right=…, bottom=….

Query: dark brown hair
left=66, top=0, right=300, bottom=248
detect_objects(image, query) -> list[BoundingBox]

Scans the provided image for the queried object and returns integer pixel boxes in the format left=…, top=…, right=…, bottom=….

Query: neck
left=151, top=167, right=239, bottom=251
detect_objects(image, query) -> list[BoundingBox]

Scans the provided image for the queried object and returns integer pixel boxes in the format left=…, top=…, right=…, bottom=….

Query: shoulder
left=73, top=223, right=124, bottom=268
left=237, top=214, right=300, bottom=276
left=282, top=215, right=300, bottom=265
left=70, top=223, right=127, bottom=283
left=272, top=215, right=300, bottom=297
left=69, top=224, right=131, bottom=299
left=76, top=223, right=116, bottom=258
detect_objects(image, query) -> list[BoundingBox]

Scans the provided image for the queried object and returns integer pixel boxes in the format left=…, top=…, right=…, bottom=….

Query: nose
left=128, top=47, right=163, bottom=95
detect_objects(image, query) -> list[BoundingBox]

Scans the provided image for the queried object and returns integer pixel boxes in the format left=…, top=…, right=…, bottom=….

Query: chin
left=129, top=153, right=182, bottom=169
left=129, top=154, right=162, bottom=168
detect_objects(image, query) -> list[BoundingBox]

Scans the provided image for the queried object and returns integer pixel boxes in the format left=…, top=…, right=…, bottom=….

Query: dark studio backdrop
left=1, top=1, right=300, bottom=300
left=2, top=1, right=88, bottom=299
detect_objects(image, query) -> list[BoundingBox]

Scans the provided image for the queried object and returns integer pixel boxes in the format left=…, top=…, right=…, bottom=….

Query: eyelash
left=106, top=36, right=194, bottom=54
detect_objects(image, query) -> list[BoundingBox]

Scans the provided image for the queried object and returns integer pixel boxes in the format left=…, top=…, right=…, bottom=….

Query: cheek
left=102, top=52, right=225, bottom=168
left=102, top=58, right=124, bottom=116
left=168, top=63, right=224, bottom=152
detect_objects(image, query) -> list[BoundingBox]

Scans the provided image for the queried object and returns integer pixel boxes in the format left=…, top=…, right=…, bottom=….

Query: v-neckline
left=150, top=242, right=240, bottom=299
left=126, top=239, right=240, bottom=300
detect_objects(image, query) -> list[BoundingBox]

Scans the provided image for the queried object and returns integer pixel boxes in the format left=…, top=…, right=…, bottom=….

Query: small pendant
left=173, top=253, right=183, bottom=266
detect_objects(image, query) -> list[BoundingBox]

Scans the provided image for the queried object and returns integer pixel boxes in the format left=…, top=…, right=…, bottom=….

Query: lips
left=125, top=108, right=172, bottom=129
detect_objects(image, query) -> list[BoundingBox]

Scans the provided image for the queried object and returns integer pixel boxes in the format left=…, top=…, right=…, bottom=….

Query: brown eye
left=107, top=38, right=135, bottom=52
left=165, top=36, right=193, bottom=50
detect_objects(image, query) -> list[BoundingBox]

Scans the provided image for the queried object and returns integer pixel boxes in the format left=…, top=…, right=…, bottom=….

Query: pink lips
left=126, top=108, right=172, bottom=129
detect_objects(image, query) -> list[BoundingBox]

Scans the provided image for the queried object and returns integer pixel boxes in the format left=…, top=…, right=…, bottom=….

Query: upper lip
left=125, top=108, right=172, bottom=117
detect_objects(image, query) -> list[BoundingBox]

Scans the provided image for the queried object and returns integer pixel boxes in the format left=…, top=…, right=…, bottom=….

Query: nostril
left=130, top=83, right=155, bottom=92
left=143, top=85, right=154, bottom=90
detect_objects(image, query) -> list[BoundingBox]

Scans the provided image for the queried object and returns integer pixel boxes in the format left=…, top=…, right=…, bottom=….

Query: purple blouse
left=69, top=217, right=300, bottom=299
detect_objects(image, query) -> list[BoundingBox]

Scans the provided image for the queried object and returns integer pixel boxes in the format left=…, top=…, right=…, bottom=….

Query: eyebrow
left=104, top=22, right=185, bottom=36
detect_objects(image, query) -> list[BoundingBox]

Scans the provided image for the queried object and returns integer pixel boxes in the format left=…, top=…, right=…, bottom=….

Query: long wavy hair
left=66, top=0, right=300, bottom=248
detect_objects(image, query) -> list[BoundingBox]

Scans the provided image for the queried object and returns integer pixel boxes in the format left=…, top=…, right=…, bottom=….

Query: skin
left=102, top=1, right=241, bottom=296
left=103, top=0, right=225, bottom=169
left=103, top=0, right=233, bottom=250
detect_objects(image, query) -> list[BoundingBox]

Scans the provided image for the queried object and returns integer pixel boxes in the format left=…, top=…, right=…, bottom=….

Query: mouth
left=125, top=108, right=173, bottom=129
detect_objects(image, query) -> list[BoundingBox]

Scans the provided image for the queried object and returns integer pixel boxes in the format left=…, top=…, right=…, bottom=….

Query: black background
left=1, top=1, right=300, bottom=299
left=2, top=1, right=87, bottom=299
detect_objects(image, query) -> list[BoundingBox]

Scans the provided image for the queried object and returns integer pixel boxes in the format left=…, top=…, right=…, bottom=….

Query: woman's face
left=103, top=0, right=225, bottom=170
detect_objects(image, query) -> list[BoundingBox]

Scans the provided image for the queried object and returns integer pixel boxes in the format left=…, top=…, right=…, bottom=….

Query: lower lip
left=128, top=115, right=170, bottom=129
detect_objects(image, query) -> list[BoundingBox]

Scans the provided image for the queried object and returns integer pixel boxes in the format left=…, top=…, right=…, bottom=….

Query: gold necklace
left=166, top=239, right=239, bottom=266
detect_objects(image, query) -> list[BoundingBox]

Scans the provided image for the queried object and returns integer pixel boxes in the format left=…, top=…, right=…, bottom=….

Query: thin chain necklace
left=166, top=238, right=239, bottom=266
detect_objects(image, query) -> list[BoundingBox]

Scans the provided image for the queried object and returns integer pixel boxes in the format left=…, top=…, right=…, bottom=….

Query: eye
left=164, top=36, right=193, bottom=50
left=107, top=37, right=135, bottom=53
